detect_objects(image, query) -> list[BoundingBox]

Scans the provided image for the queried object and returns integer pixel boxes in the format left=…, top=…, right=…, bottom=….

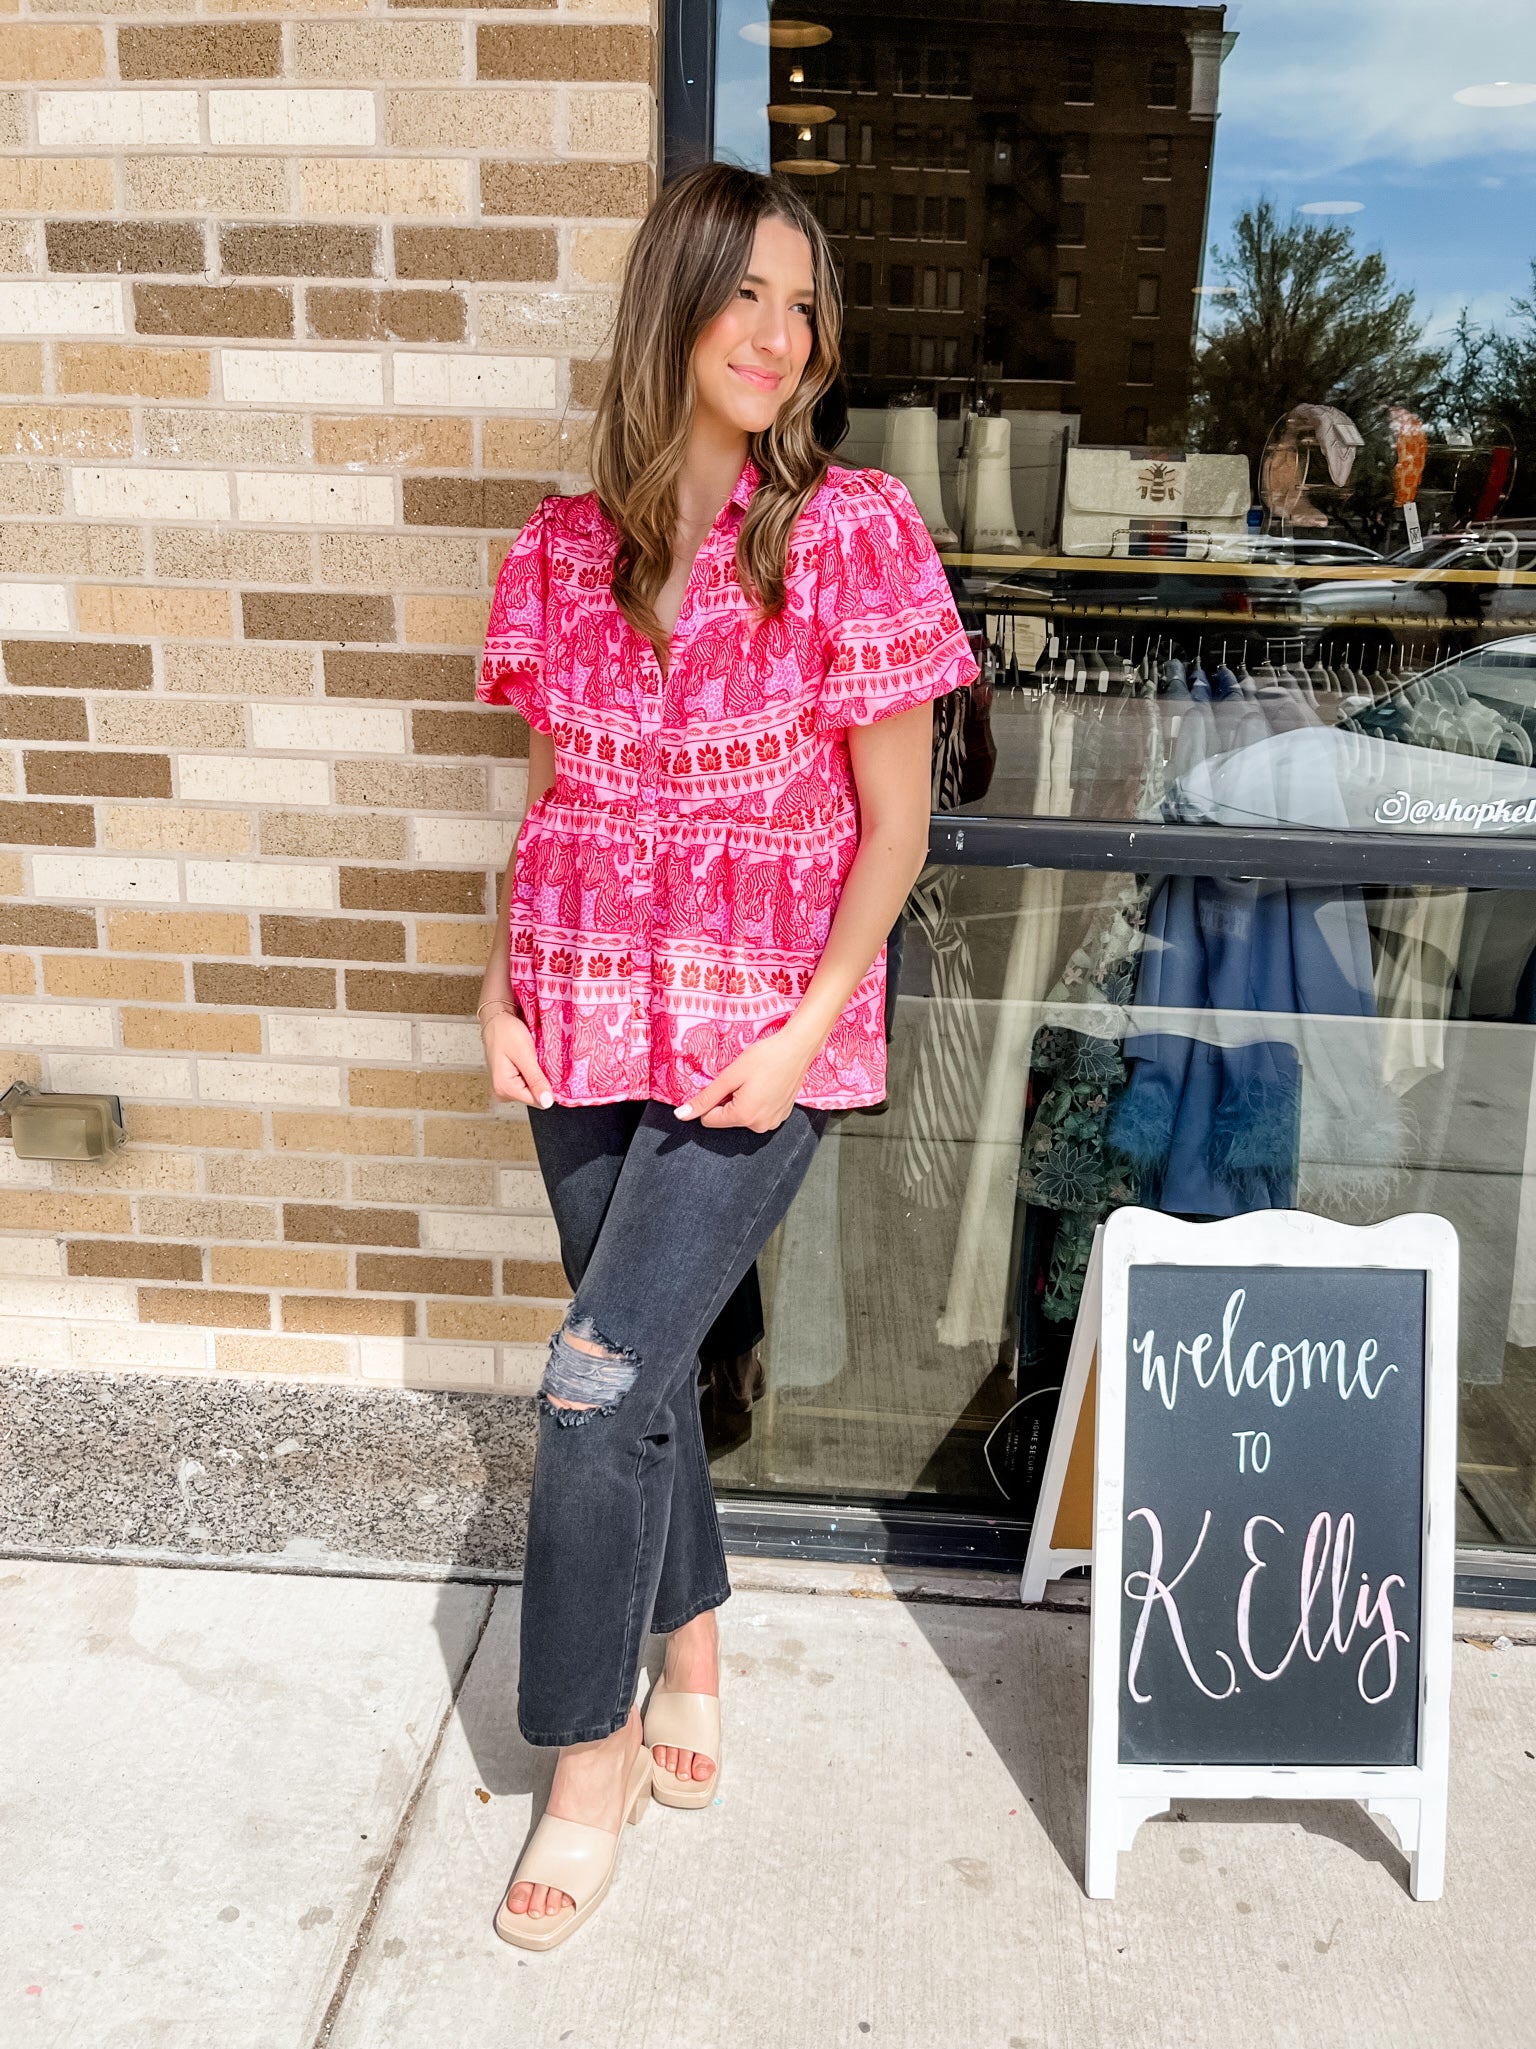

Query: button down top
left=476, top=459, right=977, bottom=1108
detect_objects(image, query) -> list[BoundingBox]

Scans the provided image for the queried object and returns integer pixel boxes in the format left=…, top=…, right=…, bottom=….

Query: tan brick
left=77, top=587, right=231, bottom=639
left=0, top=218, right=36, bottom=273
left=476, top=24, right=649, bottom=81
left=140, top=1197, right=277, bottom=1242
left=285, top=1201, right=417, bottom=1247
left=283, top=1294, right=416, bottom=1336
left=357, top=1252, right=490, bottom=1295
left=0, top=1049, right=41, bottom=1092
left=394, top=226, right=556, bottom=281
left=0, top=522, right=140, bottom=580
left=349, top=1067, right=486, bottom=1112
left=0, top=158, right=115, bottom=212
left=215, top=1332, right=350, bottom=1378
left=0, top=951, right=35, bottom=995
left=570, top=357, right=608, bottom=410
left=140, top=1285, right=270, bottom=1329
left=58, top=344, right=210, bottom=400
left=107, top=909, right=249, bottom=956
left=44, top=953, right=184, bottom=999
left=340, top=866, right=484, bottom=915
left=102, top=804, right=250, bottom=856
left=423, top=1115, right=535, bottom=1162
left=68, top=1238, right=201, bottom=1281
left=55, top=1149, right=199, bottom=1195
left=293, top=20, right=464, bottom=78
left=351, top=1159, right=493, bottom=1204
left=95, top=701, right=245, bottom=751
left=0, top=693, right=87, bottom=742
left=155, top=527, right=310, bottom=585
left=480, top=158, right=648, bottom=218
left=212, top=1244, right=346, bottom=1289
left=572, top=224, right=634, bottom=285
left=0, top=25, right=103, bottom=79
left=413, top=917, right=490, bottom=967
left=143, top=407, right=306, bottom=468
left=4, top=639, right=150, bottom=692
left=299, top=158, right=470, bottom=219
left=403, top=596, right=488, bottom=649
left=0, top=92, right=18, bottom=144
left=482, top=415, right=589, bottom=473
left=403, top=476, right=546, bottom=533
left=503, top=1259, right=569, bottom=1298
left=385, top=88, right=554, bottom=153
left=207, top=1153, right=343, bottom=1198
left=318, top=532, right=479, bottom=593
left=134, top=283, right=293, bottom=340
left=123, top=1005, right=262, bottom=1053
left=306, top=287, right=464, bottom=344
left=0, top=466, right=65, bottom=517
left=164, top=643, right=313, bottom=698
left=262, top=811, right=406, bottom=861
left=480, top=285, right=617, bottom=353
left=241, top=591, right=394, bottom=644
left=0, top=799, right=95, bottom=846
left=426, top=1298, right=560, bottom=1342
left=125, top=1104, right=261, bottom=1149
left=45, top=221, right=204, bottom=275
left=0, top=852, right=23, bottom=897
left=346, top=967, right=476, bottom=1015
left=412, top=706, right=528, bottom=760
left=270, top=1111, right=413, bottom=1156
left=118, top=23, right=281, bottom=79
left=323, top=651, right=474, bottom=703
left=221, top=225, right=378, bottom=279
left=336, top=761, right=484, bottom=812
left=0, top=344, right=43, bottom=395
left=260, top=913, right=405, bottom=963
left=25, top=749, right=171, bottom=799
left=0, top=1190, right=131, bottom=1232
left=312, top=415, right=471, bottom=471
left=193, top=962, right=337, bottom=1010
left=2, top=404, right=132, bottom=458
left=126, top=157, right=288, bottom=217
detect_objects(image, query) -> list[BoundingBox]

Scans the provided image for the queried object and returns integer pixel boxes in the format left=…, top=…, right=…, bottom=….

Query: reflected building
left=772, top=0, right=1230, bottom=447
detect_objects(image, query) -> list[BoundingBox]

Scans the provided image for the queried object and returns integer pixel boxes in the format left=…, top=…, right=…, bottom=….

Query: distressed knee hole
left=539, top=1312, right=640, bottom=1425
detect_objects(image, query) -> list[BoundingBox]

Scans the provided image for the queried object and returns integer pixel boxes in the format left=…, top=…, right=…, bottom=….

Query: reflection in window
left=1128, top=339, right=1155, bottom=384
left=887, top=332, right=909, bottom=373
left=891, top=192, right=916, bottom=237
left=894, top=123, right=918, bottom=163
left=1148, top=57, right=1178, bottom=108
left=858, top=121, right=873, bottom=163
left=922, top=265, right=940, bottom=310
left=946, top=267, right=963, bottom=312
left=1135, top=273, right=1161, bottom=317
left=1065, top=52, right=1093, bottom=103
left=1055, top=271, right=1081, bottom=316
left=890, top=263, right=915, bottom=308
left=895, top=46, right=920, bottom=95
left=852, top=260, right=873, bottom=307
left=1057, top=201, right=1086, bottom=246
left=1143, top=134, right=1172, bottom=177
left=923, top=194, right=945, bottom=237
left=947, top=196, right=966, bottom=240
left=1060, top=131, right=1090, bottom=179
left=1138, top=203, right=1166, bottom=247
left=1124, top=404, right=1149, bottom=442
left=856, top=190, right=873, bottom=234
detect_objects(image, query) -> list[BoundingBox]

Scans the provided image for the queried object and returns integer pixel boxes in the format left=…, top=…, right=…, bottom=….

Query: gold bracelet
left=476, top=998, right=516, bottom=1025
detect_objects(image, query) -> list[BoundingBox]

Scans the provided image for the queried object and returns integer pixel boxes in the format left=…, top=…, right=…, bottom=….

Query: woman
left=475, top=161, right=976, bottom=1950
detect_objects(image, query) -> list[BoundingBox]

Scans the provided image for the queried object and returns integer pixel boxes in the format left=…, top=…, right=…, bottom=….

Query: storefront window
left=687, top=0, right=1536, bottom=1564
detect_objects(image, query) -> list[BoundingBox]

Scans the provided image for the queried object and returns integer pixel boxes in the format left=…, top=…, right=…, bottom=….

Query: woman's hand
left=675, top=1024, right=815, bottom=1131
left=480, top=1005, right=555, bottom=1110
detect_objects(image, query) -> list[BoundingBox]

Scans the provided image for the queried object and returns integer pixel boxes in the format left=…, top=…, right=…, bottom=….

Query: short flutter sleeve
left=477, top=497, right=553, bottom=731
left=815, top=470, right=978, bottom=730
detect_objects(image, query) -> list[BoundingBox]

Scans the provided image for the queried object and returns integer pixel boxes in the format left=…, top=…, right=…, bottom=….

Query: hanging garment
left=1370, top=886, right=1469, bottom=1096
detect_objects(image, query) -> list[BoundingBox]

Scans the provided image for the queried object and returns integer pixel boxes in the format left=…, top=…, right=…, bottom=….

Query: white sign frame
left=1084, top=1206, right=1458, bottom=1901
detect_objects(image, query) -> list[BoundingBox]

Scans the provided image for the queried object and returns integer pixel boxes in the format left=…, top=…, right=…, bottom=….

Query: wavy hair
left=590, top=162, right=843, bottom=646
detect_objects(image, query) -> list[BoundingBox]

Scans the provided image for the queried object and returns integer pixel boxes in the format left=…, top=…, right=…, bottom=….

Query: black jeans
left=520, top=1098, right=826, bottom=1746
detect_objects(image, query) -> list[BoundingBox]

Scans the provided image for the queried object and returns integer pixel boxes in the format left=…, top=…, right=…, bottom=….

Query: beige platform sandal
left=642, top=1674, right=722, bottom=1811
left=493, top=1741, right=653, bottom=1953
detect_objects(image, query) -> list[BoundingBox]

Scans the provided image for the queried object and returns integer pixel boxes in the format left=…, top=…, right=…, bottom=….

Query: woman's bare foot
left=653, top=1608, right=719, bottom=1790
left=502, top=1706, right=644, bottom=1923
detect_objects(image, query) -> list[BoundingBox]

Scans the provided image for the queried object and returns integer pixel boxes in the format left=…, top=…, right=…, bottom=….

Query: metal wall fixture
left=0, top=1082, right=125, bottom=1161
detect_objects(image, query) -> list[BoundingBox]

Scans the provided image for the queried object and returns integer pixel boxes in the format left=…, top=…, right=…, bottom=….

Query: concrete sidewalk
left=3, top=1558, right=1534, bottom=2049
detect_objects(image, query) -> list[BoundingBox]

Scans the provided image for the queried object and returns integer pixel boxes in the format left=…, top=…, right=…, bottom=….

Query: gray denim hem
left=651, top=1585, right=731, bottom=1639
left=517, top=1707, right=634, bottom=1749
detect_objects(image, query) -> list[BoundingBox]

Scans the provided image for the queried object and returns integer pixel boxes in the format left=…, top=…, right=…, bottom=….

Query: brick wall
left=0, top=1, right=652, bottom=1397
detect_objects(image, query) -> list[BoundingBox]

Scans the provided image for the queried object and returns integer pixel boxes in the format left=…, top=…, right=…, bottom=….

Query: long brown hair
left=590, top=163, right=843, bottom=645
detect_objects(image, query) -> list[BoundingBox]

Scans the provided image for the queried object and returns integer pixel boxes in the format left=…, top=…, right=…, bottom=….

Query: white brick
left=359, top=1337, right=496, bottom=1389
left=37, top=91, right=200, bottom=149
left=499, top=1341, right=546, bottom=1396
left=250, top=703, right=405, bottom=754
left=3, top=1004, right=114, bottom=1050
left=221, top=350, right=384, bottom=408
left=0, top=1152, right=52, bottom=1190
left=69, top=1321, right=209, bottom=1374
left=268, top=1015, right=411, bottom=1062
left=197, top=1059, right=343, bottom=1108
left=209, top=90, right=376, bottom=149
left=411, top=817, right=510, bottom=867
left=0, top=1276, right=138, bottom=1323
left=0, top=1235, right=65, bottom=1278
left=419, top=1209, right=541, bottom=1254
left=496, top=1166, right=551, bottom=1213
left=185, top=860, right=335, bottom=910
left=234, top=472, right=395, bottom=528
left=418, top=1020, right=480, bottom=1067
left=488, top=764, right=529, bottom=815
left=31, top=854, right=180, bottom=903
left=74, top=467, right=232, bottom=523
left=0, top=281, right=124, bottom=338
left=178, top=756, right=330, bottom=807
left=393, top=351, right=558, bottom=412
left=0, top=1317, right=70, bottom=1368
left=495, top=1214, right=561, bottom=1260
left=48, top=1052, right=193, bottom=1096
left=0, top=583, right=70, bottom=631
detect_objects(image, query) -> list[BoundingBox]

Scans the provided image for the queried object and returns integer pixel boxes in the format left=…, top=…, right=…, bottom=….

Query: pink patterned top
left=477, top=458, right=977, bottom=1108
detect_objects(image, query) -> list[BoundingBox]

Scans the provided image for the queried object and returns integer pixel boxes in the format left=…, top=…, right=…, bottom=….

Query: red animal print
left=479, top=460, right=976, bottom=1108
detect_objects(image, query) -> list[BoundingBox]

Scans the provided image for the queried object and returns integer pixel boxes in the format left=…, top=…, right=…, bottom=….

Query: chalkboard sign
left=1024, top=1208, right=1458, bottom=1902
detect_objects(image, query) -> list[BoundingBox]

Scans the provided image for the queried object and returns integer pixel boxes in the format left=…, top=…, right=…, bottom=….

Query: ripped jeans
left=519, top=1097, right=827, bottom=1746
